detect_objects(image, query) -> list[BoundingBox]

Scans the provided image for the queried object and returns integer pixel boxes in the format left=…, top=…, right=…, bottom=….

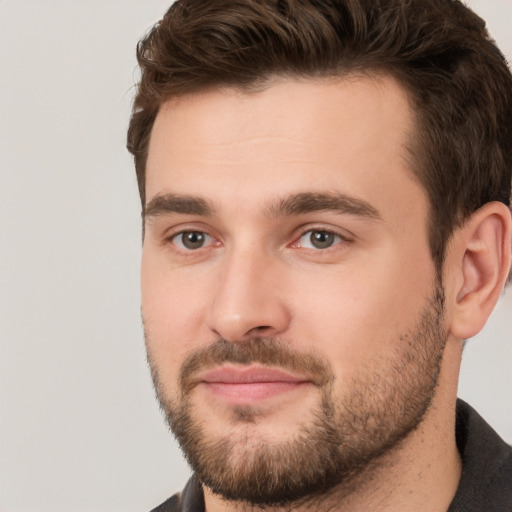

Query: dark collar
left=449, top=399, right=512, bottom=511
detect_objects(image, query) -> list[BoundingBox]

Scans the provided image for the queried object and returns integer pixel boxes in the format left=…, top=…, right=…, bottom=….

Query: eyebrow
left=144, top=193, right=215, bottom=220
left=143, top=191, right=381, bottom=222
left=267, top=192, right=381, bottom=220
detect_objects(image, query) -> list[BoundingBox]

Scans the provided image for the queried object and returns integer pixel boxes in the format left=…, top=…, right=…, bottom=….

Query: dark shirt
left=150, top=400, right=512, bottom=512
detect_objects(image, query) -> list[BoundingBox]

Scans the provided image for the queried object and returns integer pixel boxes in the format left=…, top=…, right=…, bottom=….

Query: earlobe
left=449, top=202, right=511, bottom=340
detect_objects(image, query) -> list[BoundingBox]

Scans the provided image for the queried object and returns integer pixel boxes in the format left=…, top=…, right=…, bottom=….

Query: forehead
left=145, top=75, right=423, bottom=221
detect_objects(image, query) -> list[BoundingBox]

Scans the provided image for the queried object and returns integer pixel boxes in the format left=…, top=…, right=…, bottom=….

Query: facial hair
left=146, top=285, right=447, bottom=507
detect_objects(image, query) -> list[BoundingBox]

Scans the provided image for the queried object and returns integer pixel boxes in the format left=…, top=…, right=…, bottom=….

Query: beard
left=145, top=284, right=447, bottom=508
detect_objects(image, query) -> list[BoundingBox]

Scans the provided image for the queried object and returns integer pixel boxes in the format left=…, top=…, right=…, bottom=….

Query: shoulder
left=149, top=475, right=205, bottom=512
left=149, top=493, right=182, bottom=512
left=449, top=399, right=512, bottom=512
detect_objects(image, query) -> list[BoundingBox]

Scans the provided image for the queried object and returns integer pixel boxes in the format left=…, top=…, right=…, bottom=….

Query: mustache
left=179, top=338, right=332, bottom=395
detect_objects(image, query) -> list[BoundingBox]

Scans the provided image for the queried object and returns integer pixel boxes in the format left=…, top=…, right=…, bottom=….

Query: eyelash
left=167, top=227, right=350, bottom=253
left=168, top=231, right=217, bottom=252
left=292, top=228, right=349, bottom=251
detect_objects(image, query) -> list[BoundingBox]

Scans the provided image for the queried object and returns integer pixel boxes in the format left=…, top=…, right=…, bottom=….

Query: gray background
left=0, top=1, right=510, bottom=511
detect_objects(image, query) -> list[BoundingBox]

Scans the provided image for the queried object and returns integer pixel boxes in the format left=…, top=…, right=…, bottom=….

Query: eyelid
left=170, top=230, right=215, bottom=251
left=290, top=226, right=353, bottom=250
left=161, top=221, right=216, bottom=240
left=162, top=223, right=222, bottom=252
left=160, top=223, right=352, bottom=252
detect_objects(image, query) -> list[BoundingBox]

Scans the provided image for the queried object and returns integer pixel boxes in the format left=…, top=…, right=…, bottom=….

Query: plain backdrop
left=0, top=1, right=511, bottom=511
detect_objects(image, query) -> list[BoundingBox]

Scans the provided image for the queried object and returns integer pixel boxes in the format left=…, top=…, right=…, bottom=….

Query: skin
left=141, top=76, right=511, bottom=511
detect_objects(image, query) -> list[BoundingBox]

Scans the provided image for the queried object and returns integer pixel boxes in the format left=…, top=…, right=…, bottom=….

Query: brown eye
left=172, top=231, right=212, bottom=250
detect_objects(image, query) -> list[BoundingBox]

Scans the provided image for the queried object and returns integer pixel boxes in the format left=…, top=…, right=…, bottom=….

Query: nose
left=207, top=246, right=291, bottom=342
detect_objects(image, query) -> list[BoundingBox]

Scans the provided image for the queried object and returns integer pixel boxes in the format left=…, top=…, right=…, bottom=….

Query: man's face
left=141, top=77, right=447, bottom=505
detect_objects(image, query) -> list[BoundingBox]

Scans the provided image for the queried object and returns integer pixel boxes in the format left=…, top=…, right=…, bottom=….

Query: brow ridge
left=143, top=191, right=381, bottom=222
left=144, top=193, right=214, bottom=219
left=267, top=192, right=381, bottom=219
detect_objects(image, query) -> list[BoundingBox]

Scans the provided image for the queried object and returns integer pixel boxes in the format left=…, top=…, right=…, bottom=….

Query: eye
left=297, top=229, right=344, bottom=250
left=171, top=231, right=213, bottom=250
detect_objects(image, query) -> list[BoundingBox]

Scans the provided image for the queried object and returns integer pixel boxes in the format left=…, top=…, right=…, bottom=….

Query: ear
left=447, top=202, right=511, bottom=340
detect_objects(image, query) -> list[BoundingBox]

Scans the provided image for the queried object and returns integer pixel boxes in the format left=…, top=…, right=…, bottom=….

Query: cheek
left=141, top=251, right=211, bottom=384
left=294, top=281, right=383, bottom=378
left=291, top=257, right=432, bottom=380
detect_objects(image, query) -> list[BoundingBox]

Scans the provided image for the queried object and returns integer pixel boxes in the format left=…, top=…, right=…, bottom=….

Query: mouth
left=195, top=365, right=313, bottom=403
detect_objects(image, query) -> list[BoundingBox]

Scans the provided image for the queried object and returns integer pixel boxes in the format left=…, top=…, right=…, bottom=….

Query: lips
left=196, top=366, right=311, bottom=403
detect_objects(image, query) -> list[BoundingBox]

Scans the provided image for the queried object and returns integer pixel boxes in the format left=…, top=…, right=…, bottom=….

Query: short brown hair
left=127, top=0, right=512, bottom=271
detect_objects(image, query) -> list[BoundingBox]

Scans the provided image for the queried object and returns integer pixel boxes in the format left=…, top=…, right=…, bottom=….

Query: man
left=127, top=1, right=512, bottom=511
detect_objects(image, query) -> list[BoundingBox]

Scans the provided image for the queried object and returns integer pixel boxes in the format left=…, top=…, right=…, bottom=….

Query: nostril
left=247, top=325, right=273, bottom=337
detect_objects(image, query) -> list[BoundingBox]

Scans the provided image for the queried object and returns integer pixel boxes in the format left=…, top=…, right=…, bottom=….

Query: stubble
left=145, top=284, right=447, bottom=508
